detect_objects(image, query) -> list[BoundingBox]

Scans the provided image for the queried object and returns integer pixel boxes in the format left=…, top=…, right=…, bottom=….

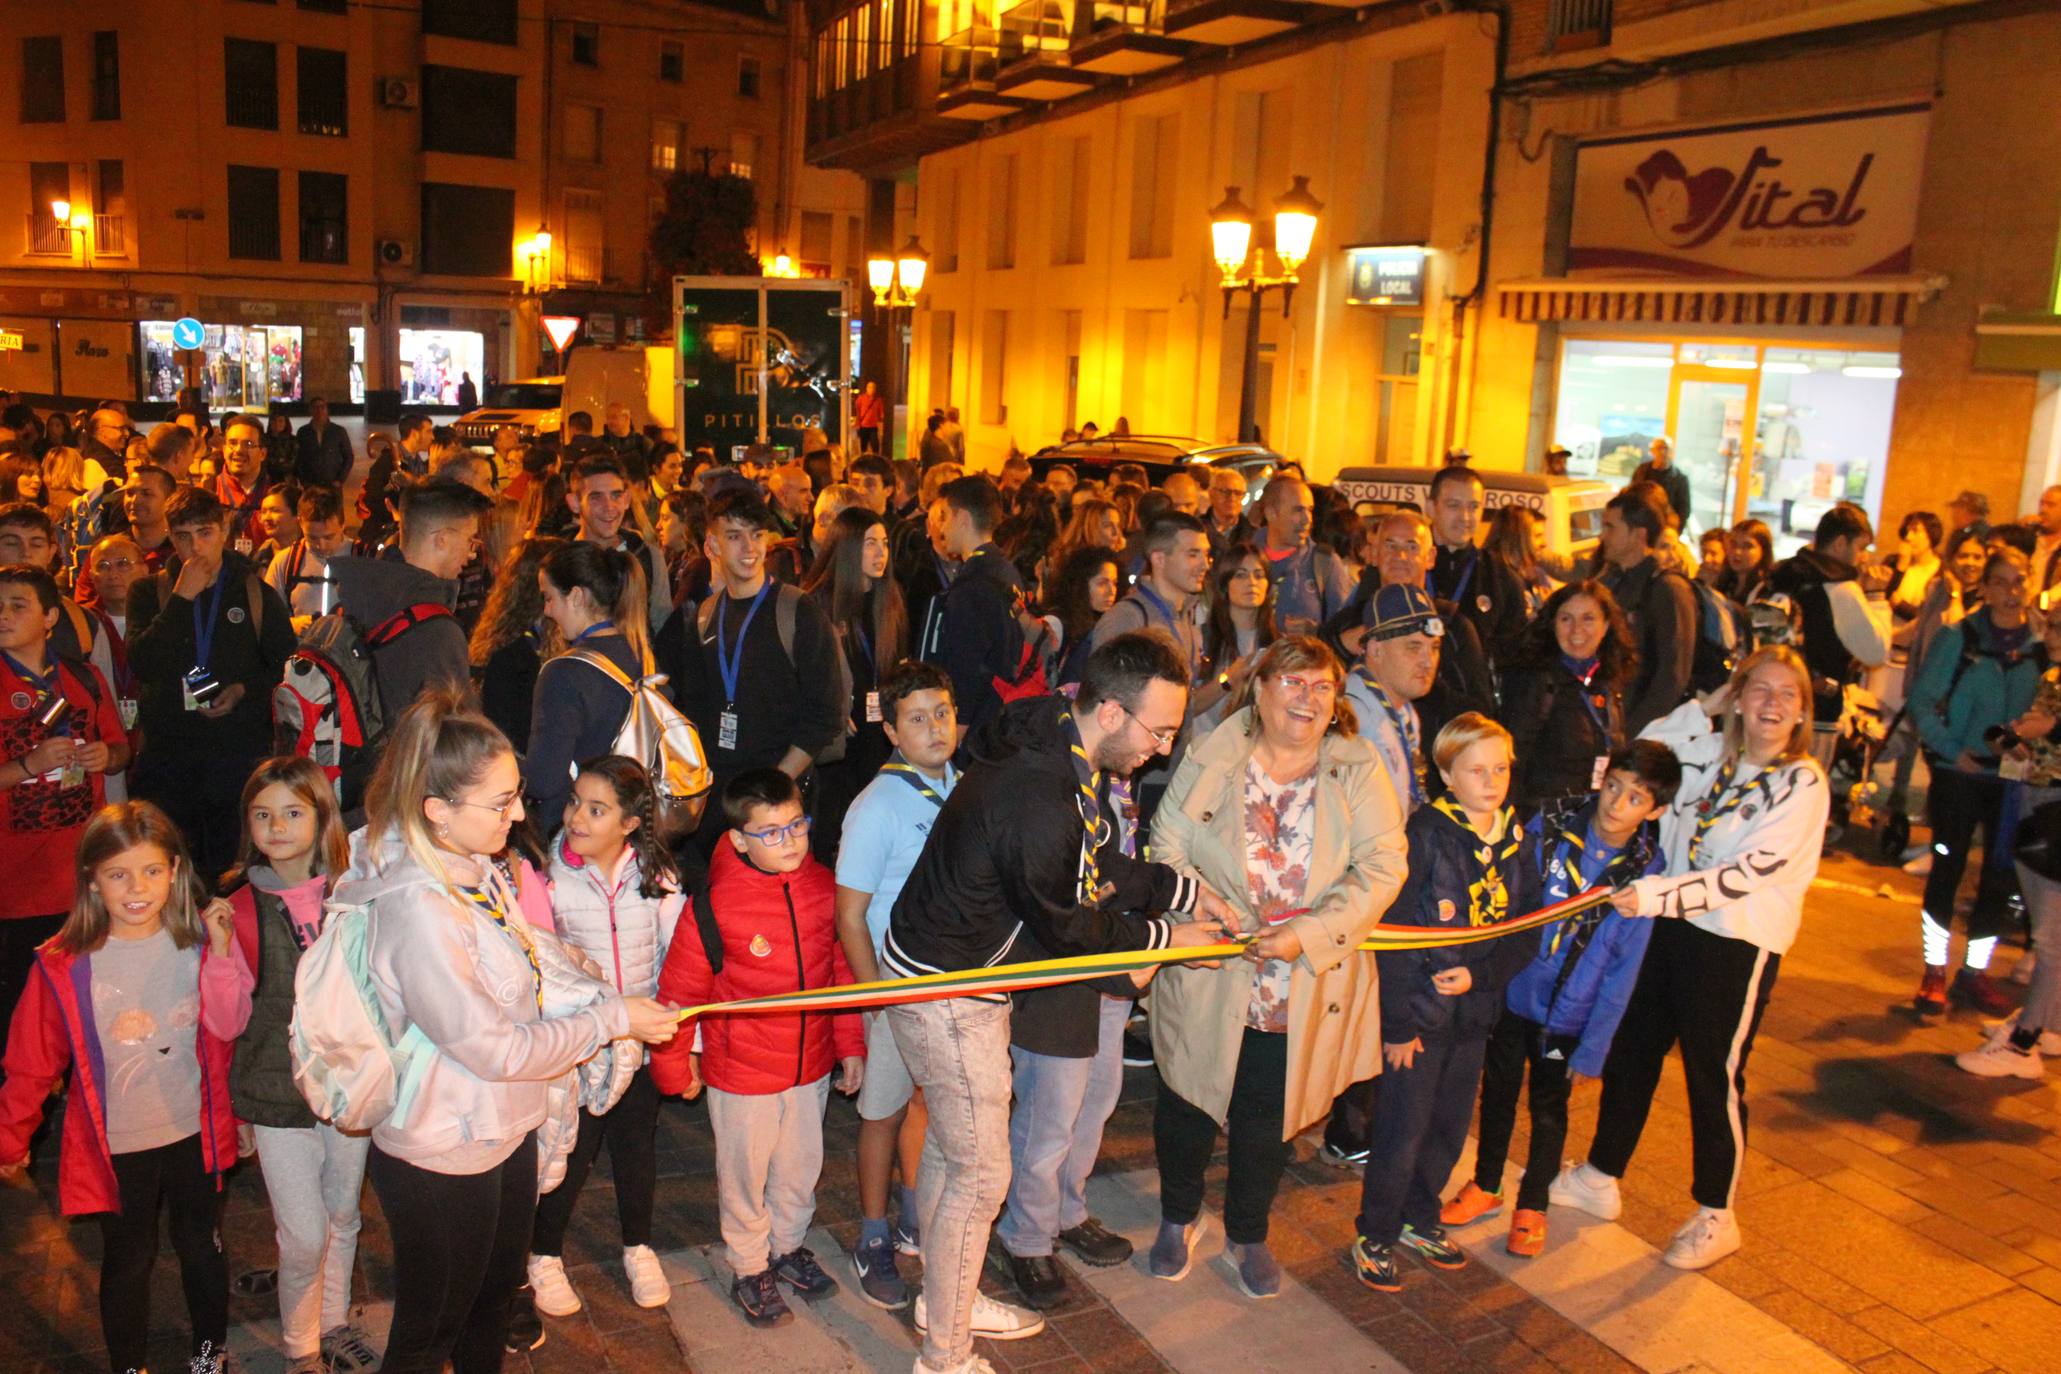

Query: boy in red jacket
left=653, top=768, right=863, bottom=1329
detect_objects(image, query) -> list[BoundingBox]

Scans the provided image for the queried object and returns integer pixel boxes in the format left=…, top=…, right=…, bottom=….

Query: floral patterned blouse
left=1244, top=757, right=1318, bottom=1033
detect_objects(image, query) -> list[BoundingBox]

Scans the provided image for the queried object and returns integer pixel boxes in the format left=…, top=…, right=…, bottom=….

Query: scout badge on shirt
left=1476, top=594, right=1492, bottom=614
left=1437, top=899, right=1457, bottom=923
left=749, top=933, right=772, bottom=958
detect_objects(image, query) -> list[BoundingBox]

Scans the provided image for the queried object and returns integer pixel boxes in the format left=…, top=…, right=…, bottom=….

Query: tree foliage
left=649, top=169, right=760, bottom=279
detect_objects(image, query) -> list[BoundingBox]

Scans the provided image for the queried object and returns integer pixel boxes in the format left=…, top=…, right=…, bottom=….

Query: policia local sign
left=1568, top=102, right=1931, bottom=279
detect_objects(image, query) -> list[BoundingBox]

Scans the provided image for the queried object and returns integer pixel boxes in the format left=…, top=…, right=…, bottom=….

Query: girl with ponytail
left=524, top=542, right=654, bottom=824
left=528, top=755, right=685, bottom=1315
left=339, top=691, right=680, bottom=1374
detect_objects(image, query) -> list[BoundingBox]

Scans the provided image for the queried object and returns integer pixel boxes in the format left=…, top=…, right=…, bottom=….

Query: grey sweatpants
left=706, top=1076, right=833, bottom=1276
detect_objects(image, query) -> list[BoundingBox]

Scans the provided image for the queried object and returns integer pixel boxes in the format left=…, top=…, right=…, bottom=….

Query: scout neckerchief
left=3, top=649, right=66, bottom=726
left=1354, top=665, right=1425, bottom=807
left=1431, top=795, right=1523, bottom=926
left=1543, top=820, right=1621, bottom=954
left=459, top=867, right=543, bottom=1010
left=1688, top=750, right=1770, bottom=868
left=878, top=752, right=951, bottom=809
left=1059, top=706, right=1108, bottom=904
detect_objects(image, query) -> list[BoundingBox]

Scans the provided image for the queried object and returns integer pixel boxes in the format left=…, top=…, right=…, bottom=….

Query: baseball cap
left=1950, top=490, right=1990, bottom=517
left=1366, top=583, right=1444, bottom=641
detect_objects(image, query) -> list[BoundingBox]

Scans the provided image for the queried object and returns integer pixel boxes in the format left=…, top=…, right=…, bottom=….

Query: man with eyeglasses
left=213, top=413, right=278, bottom=555
left=884, top=633, right=1234, bottom=1373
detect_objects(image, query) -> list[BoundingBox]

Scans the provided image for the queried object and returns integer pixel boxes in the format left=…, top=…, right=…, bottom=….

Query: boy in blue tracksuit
left=1352, top=713, right=1540, bottom=1292
left=1439, top=740, right=1682, bottom=1258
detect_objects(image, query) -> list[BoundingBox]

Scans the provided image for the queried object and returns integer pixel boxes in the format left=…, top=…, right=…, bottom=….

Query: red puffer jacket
left=651, top=844, right=862, bottom=1097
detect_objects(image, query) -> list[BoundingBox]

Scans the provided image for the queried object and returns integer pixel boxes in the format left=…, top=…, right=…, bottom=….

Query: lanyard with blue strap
left=1562, top=655, right=1611, bottom=737
left=570, top=619, right=617, bottom=646
left=191, top=569, right=228, bottom=673
left=713, top=582, right=772, bottom=748
left=1441, top=547, right=1480, bottom=609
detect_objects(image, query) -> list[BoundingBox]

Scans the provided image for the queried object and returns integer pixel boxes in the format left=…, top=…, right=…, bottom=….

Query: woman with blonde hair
left=1146, top=635, right=1408, bottom=1298
left=1550, top=644, right=1828, bottom=1272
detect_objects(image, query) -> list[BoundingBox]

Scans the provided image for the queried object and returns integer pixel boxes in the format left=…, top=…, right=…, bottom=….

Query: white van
left=1329, top=466, right=1611, bottom=564
left=453, top=344, right=674, bottom=447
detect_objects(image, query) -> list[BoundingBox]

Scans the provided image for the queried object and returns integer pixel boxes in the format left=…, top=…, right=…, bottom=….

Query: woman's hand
left=201, top=898, right=235, bottom=959
left=1696, top=681, right=1736, bottom=720
left=623, top=997, right=681, bottom=1045
left=1245, top=925, right=1304, bottom=966
left=2014, top=708, right=2056, bottom=742
left=1431, top=966, right=1472, bottom=996
left=1384, top=1037, right=1423, bottom=1070
left=836, top=1055, right=865, bottom=1096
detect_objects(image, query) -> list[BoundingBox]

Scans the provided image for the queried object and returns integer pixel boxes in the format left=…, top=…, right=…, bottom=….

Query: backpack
left=273, top=603, right=452, bottom=804
left=565, top=646, right=714, bottom=841
left=287, top=902, right=438, bottom=1132
left=1661, top=570, right=1743, bottom=695
left=696, top=583, right=857, bottom=765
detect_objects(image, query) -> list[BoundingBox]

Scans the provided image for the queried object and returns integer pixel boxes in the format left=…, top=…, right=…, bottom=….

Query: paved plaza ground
left=5, top=847, right=2059, bottom=1374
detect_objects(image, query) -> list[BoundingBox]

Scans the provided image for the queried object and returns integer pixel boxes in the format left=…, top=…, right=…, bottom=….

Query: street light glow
left=1272, top=176, right=1323, bottom=277
left=1209, top=186, right=1255, bottom=285
left=50, top=199, right=71, bottom=224
left=896, top=238, right=929, bottom=299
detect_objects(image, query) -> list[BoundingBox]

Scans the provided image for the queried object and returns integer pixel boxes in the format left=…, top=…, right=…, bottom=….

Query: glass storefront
left=349, top=326, right=366, bottom=405
left=1550, top=337, right=1900, bottom=552
left=399, top=328, right=484, bottom=406
left=140, top=320, right=304, bottom=410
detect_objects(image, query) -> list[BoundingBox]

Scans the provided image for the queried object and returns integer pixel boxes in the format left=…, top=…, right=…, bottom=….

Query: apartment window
left=739, top=56, right=761, bottom=99
left=986, top=154, right=1018, bottom=270
left=1128, top=113, right=1179, bottom=260
left=564, top=188, right=605, bottom=283
left=420, top=182, right=515, bottom=276
left=298, top=0, right=349, bottom=12
left=422, top=0, right=517, bottom=45
left=933, top=172, right=959, bottom=272
left=297, top=170, right=348, bottom=264
left=572, top=23, right=600, bottom=66
left=1547, top=0, right=1614, bottom=52
left=565, top=103, right=602, bottom=164
left=26, top=163, right=70, bottom=253
left=799, top=211, right=833, bottom=272
left=95, top=160, right=127, bottom=254
left=660, top=41, right=684, bottom=82
left=225, top=39, right=279, bottom=130
left=980, top=310, right=1009, bottom=426
left=929, top=311, right=956, bottom=410
left=421, top=66, right=518, bottom=158
left=730, top=132, right=760, bottom=180
left=20, top=37, right=65, bottom=123
left=651, top=118, right=684, bottom=172
left=297, top=47, right=348, bottom=136
left=1050, top=135, right=1089, bottom=266
left=227, top=165, right=282, bottom=260
left=91, top=32, right=120, bottom=121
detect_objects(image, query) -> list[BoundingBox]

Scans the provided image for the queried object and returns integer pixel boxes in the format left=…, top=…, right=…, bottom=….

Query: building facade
left=0, top=0, right=864, bottom=415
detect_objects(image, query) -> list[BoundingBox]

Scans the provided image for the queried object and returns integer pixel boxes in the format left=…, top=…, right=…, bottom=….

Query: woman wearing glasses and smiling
left=1145, top=635, right=1408, bottom=1299
left=338, top=690, right=681, bottom=1374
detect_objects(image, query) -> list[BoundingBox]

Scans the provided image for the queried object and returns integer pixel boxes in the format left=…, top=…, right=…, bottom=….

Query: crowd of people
left=0, top=391, right=2048, bottom=1374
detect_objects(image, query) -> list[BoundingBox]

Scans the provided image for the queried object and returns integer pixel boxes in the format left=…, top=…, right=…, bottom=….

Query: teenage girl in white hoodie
left=1549, top=645, right=1829, bottom=1272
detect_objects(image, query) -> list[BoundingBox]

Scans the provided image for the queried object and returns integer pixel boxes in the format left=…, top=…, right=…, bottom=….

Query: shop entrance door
left=1664, top=365, right=1757, bottom=536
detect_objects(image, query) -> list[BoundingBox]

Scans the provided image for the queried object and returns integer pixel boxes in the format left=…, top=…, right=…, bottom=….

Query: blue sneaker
left=1223, top=1240, right=1282, bottom=1299
left=891, top=1218, right=921, bottom=1258
left=1398, top=1223, right=1468, bottom=1271
left=1148, top=1215, right=1208, bottom=1282
left=849, top=1235, right=909, bottom=1311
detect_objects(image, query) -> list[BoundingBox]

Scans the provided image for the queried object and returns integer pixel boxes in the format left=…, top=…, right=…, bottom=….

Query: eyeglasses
left=741, top=815, right=813, bottom=846
left=224, top=439, right=262, bottom=451
left=93, top=557, right=137, bottom=572
left=1120, top=706, right=1181, bottom=750
left=1273, top=673, right=1339, bottom=700
left=446, top=795, right=524, bottom=820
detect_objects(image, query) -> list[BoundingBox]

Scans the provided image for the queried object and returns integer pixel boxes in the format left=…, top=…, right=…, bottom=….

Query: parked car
left=1025, top=435, right=1283, bottom=507
left=1330, top=465, right=1611, bottom=562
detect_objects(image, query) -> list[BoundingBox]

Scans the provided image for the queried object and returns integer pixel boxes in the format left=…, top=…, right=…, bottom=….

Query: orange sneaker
left=1506, top=1209, right=1547, bottom=1257
left=1439, top=1181, right=1503, bottom=1227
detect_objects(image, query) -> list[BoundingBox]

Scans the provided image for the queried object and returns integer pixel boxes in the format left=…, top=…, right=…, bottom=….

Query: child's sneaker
left=1661, top=1207, right=1741, bottom=1270
left=319, top=1325, right=379, bottom=1374
left=891, top=1218, right=922, bottom=1258
left=771, top=1245, right=839, bottom=1300
left=913, top=1290, right=1046, bottom=1340
left=1956, top=1034, right=2044, bottom=1079
left=1547, top=1162, right=1622, bottom=1220
left=849, top=1234, right=910, bottom=1310
left=1349, top=1235, right=1402, bottom=1292
left=731, top=1269, right=793, bottom=1327
left=624, top=1244, right=669, bottom=1308
left=1505, top=1209, right=1547, bottom=1258
left=1147, top=1215, right=1208, bottom=1281
left=1318, top=1141, right=1370, bottom=1169
left=1222, top=1241, right=1281, bottom=1299
left=1397, top=1223, right=1467, bottom=1270
left=1440, top=1181, right=1503, bottom=1226
left=527, top=1254, right=582, bottom=1316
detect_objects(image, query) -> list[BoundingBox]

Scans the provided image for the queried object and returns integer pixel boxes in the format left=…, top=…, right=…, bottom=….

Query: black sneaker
left=770, top=1245, right=838, bottom=1301
left=1319, top=1141, right=1370, bottom=1169
left=1001, top=1250, right=1069, bottom=1310
left=1056, top=1217, right=1133, bottom=1267
left=1350, top=1235, right=1402, bottom=1293
left=731, top=1269, right=793, bottom=1327
left=503, top=1287, right=545, bottom=1352
left=1121, top=1025, right=1154, bottom=1068
left=1398, top=1222, right=1468, bottom=1271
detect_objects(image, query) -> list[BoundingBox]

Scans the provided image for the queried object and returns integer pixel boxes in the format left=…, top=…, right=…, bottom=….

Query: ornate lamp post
left=1210, top=177, right=1323, bottom=444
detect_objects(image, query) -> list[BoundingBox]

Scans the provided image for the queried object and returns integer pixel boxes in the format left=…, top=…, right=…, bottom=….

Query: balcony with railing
left=1070, top=0, right=1189, bottom=75
left=94, top=215, right=126, bottom=256
left=937, top=24, right=1029, bottom=119
left=564, top=240, right=605, bottom=285
left=995, top=0, right=1097, bottom=101
left=1546, top=0, right=1612, bottom=52
left=1162, top=0, right=1309, bottom=46
left=23, top=215, right=70, bottom=256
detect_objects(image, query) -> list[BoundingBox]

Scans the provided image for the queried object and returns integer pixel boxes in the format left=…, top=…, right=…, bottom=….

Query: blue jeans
left=997, top=995, right=1128, bottom=1257
left=1354, top=1032, right=1491, bottom=1245
left=888, top=997, right=1014, bottom=1372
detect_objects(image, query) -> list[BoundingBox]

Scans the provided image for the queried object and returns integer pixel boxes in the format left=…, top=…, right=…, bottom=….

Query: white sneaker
left=623, top=1244, right=670, bottom=1308
left=912, top=1289, right=1046, bottom=1341
left=1979, top=1015, right=2061, bottom=1057
left=527, top=1253, right=583, bottom=1317
left=1957, top=1036, right=2046, bottom=1079
left=1547, top=1162, right=1622, bottom=1220
left=912, top=1357, right=999, bottom=1374
left=1661, top=1207, right=1741, bottom=1270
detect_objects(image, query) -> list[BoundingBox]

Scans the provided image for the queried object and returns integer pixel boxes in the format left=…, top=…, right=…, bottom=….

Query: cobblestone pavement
left=4, top=848, right=2058, bottom=1374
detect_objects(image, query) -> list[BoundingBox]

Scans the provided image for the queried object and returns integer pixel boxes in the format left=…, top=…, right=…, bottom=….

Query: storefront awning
left=1497, top=275, right=1946, bottom=328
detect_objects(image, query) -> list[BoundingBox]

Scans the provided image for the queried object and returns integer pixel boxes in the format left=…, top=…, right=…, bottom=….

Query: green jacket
left=1909, top=611, right=2044, bottom=768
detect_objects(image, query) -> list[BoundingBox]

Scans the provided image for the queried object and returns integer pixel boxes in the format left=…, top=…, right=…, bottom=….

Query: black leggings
left=99, top=1133, right=228, bottom=1374
left=1154, top=1026, right=1288, bottom=1245
left=1922, top=766, right=2019, bottom=942
left=532, top=1064, right=660, bottom=1254
left=369, top=1133, right=537, bottom=1374
left=0, top=912, right=64, bottom=1060
left=1472, top=1012, right=1574, bottom=1213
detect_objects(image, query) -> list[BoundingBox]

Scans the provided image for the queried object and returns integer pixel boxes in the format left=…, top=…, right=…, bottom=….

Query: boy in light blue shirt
left=834, top=660, right=958, bottom=1310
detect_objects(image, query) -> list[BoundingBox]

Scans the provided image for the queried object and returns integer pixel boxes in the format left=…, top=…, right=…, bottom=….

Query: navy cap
left=1366, top=583, right=1445, bottom=641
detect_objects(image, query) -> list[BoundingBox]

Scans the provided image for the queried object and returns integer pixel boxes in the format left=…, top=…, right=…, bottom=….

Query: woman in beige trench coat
left=1144, top=636, right=1408, bottom=1298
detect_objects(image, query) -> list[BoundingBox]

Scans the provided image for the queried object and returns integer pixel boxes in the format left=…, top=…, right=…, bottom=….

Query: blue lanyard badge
left=714, top=582, right=772, bottom=708
left=1444, top=549, right=1479, bottom=609
left=191, top=571, right=228, bottom=672
left=570, top=619, right=617, bottom=646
